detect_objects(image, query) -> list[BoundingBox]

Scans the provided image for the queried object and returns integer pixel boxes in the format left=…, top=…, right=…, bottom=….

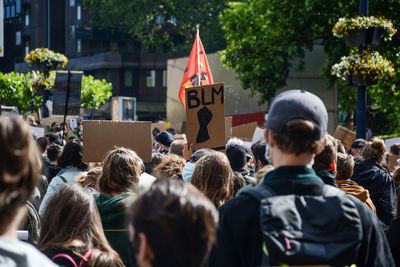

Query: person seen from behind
left=312, top=135, right=337, bottom=187
left=208, top=90, right=394, bottom=267
left=0, top=117, right=57, bottom=266
left=351, top=138, right=397, bottom=227
left=336, top=152, right=376, bottom=213
left=37, top=183, right=124, bottom=267
left=96, top=147, right=144, bottom=267
left=128, top=178, right=218, bottom=267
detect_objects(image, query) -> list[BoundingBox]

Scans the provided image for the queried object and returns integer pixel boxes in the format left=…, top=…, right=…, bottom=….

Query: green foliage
left=82, top=0, right=227, bottom=53
left=220, top=0, right=400, bottom=134
left=0, top=72, right=42, bottom=113
left=0, top=72, right=112, bottom=113
left=81, top=75, right=112, bottom=109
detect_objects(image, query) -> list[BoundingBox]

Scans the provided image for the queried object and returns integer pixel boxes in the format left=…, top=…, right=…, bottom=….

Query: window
left=77, top=39, right=81, bottom=53
left=16, top=31, right=21, bottom=46
left=69, top=0, right=75, bottom=7
left=70, top=25, right=75, bottom=40
left=16, top=0, right=21, bottom=14
left=6, top=6, right=10, bottom=18
left=146, top=70, right=156, bottom=87
left=124, top=70, right=133, bottom=87
left=11, top=5, right=15, bottom=17
left=25, top=12, right=29, bottom=26
left=162, top=70, right=166, bottom=87
left=25, top=42, right=29, bottom=56
left=77, top=5, right=81, bottom=21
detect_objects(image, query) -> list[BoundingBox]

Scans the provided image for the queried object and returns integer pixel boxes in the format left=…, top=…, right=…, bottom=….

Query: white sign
left=30, top=126, right=45, bottom=138
left=385, top=137, right=400, bottom=151
left=69, top=118, right=78, bottom=129
left=252, top=127, right=265, bottom=144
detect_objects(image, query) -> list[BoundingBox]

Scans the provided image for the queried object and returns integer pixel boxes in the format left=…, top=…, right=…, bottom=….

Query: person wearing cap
left=208, top=90, right=393, bottom=267
left=154, top=131, right=174, bottom=154
left=350, top=138, right=368, bottom=162
left=226, top=144, right=255, bottom=185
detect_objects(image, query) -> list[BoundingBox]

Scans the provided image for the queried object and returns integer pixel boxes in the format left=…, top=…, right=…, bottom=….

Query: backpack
left=51, top=249, right=92, bottom=267
left=243, top=184, right=363, bottom=266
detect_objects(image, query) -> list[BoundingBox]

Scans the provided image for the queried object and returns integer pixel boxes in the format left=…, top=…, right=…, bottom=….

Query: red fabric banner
left=178, top=32, right=214, bottom=108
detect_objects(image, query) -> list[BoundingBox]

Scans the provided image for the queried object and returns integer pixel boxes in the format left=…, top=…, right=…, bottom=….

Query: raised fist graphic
left=196, top=106, right=213, bottom=143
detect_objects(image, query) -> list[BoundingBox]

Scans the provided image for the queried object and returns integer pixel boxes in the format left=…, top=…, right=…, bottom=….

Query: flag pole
left=196, top=24, right=200, bottom=86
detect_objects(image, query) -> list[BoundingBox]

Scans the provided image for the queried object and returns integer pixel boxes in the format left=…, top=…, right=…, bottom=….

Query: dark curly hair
left=57, top=140, right=88, bottom=171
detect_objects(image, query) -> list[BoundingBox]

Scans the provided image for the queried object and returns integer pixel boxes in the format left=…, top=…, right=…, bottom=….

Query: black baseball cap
left=265, top=90, right=328, bottom=140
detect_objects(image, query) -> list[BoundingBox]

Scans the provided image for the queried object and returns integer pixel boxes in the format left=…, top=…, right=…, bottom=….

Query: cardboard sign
left=385, top=137, right=400, bottom=151
left=231, top=122, right=258, bottom=142
left=225, top=117, right=232, bottom=142
left=185, top=83, right=225, bottom=151
left=333, top=125, right=356, bottom=150
left=151, top=122, right=167, bottom=143
left=30, top=126, right=45, bottom=138
left=83, top=120, right=152, bottom=162
left=53, top=71, right=83, bottom=116
left=42, top=115, right=78, bottom=132
left=252, top=127, right=265, bottom=144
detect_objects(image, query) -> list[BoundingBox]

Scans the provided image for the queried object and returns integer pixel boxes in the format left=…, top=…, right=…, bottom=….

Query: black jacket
left=387, top=217, right=400, bottom=267
left=315, top=169, right=337, bottom=187
left=351, top=159, right=397, bottom=226
left=208, top=166, right=394, bottom=267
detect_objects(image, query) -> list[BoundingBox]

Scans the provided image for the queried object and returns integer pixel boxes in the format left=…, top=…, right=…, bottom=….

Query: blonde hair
left=253, top=165, right=274, bottom=185
left=363, top=138, right=386, bottom=163
left=191, top=152, right=234, bottom=207
left=152, top=154, right=186, bottom=179
left=336, top=153, right=355, bottom=180
left=76, top=167, right=102, bottom=188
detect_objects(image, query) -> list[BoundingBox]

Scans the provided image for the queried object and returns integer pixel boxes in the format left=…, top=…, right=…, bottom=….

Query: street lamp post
left=356, top=0, right=368, bottom=139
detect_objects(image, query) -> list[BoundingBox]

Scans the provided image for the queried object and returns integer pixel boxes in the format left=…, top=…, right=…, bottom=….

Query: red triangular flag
left=178, top=30, right=213, bottom=108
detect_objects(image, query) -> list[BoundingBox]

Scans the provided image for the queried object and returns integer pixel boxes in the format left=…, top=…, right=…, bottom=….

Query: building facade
left=1, top=0, right=167, bottom=120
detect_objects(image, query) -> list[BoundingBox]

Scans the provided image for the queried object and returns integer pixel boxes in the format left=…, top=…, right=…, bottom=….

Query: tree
left=81, top=75, right=112, bottom=109
left=220, top=0, right=400, bottom=133
left=82, top=0, right=227, bottom=53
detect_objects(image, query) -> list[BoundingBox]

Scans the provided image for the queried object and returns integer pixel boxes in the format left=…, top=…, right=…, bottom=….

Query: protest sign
left=385, top=137, right=400, bottom=151
left=231, top=122, right=258, bottom=142
left=252, top=127, right=265, bottom=144
left=333, top=125, right=356, bottom=150
left=42, top=115, right=78, bottom=132
left=225, top=116, right=232, bottom=142
left=30, top=126, right=45, bottom=138
left=83, top=120, right=152, bottom=162
left=53, top=71, right=83, bottom=116
left=185, top=83, right=225, bottom=151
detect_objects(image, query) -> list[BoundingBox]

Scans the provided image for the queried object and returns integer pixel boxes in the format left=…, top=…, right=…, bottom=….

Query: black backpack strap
left=242, top=184, right=276, bottom=266
left=59, top=175, right=68, bottom=183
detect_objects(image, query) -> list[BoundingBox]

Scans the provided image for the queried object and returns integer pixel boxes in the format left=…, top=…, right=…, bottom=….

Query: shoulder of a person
left=219, top=191, right=260, bottom=215
left=0, top=238, right=57, bottom=267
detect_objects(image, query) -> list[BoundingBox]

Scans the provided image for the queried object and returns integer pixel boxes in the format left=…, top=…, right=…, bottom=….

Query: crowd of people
left=1, top=89, right=400, bottom=266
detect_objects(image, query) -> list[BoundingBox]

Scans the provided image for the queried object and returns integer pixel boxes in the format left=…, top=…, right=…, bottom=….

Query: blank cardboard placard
left=252, top=127, right=265, bottom=144
left=333, top=125, right=356, bottom=150
left=225, top=117, right=232, bottom=142
left=30, top=126, right=45, bottom=138
left=185, top=83, right=225, bottom=151
left=231, top=122, right=258, bottom=141
left=83, top=120, right=152, bottom=162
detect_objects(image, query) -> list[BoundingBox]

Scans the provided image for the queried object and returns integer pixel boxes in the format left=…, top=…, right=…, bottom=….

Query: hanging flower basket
left=332, top=50, right=395, bottom=86
left=25, top=48, right=68, bottom=73
left=333, top=16, right=396, bottom=46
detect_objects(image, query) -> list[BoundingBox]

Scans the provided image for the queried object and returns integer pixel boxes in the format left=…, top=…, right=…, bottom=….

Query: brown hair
left=168, top=140, right=186, bottom=157
left=270, top=119, right=325, bottom=155
left=390, top=143, right=400, bottom=155
left=37, top=184, right=124, bottom=267
left=363, top=138, right=386, bottom=163
left=153, top=154, right=186, bottom=179
left=76, top=167, right=102, bottom=188
left=128, top=178, right=218, bottom=267
left=393, top=167, right=400, bottom=188
left=0, top=118, right=41, bottom=234
left=191, top=152, right=234, bottom=207
left=336, top=153, right=355, bottom=180
left=313, top=136, right=337, bottom=172
left=98, top=147, right=144, bottom=195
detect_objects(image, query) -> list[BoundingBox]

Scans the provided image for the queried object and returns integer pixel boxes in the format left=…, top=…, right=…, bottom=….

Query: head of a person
left=145, top=152, right=165, bottom=174
left=0, top=118, right=41, bottom=235
left=36, top=137, right=48, bottom=154
left=312, top=135, right=337, bottom=172
left=168, top=140, right=186, bottom=157
left=181, top=148, right=215, bottom=183
left=47, top=144, right=62, bottom=163
left=128, top=179, right=218, bottom=267
left=226, top=144, right=247, bottom=171
left=232, top=171, right=246, bottom=196
left=336, top=153, right=355, bottom=180
left=76, top=166, right=102, bottom=188
left=390, top=143, right=400, bottom=156
left=363, top=138, right=386, bottom=163
left=57, top=140, right=88, bottom=171
left=191, top=152, right=234, bottom=207
left=98, top=147, right=144, bottom=195
left=46, top=132, right=60, bottom=144
left=254, top=164, right=274, bottom=185
left=265, top=90, right=328, bottom=165
left=38, top=183, right=123, bottom=266
left=350, top=139, right=368, bottom=160
left=152, top=154, right=185, bottom=179
left=392, top=167, right=400, bottom=187
left=155, top=131, right=174, bottom=148
left=251, top=140, right=270, bottom=171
